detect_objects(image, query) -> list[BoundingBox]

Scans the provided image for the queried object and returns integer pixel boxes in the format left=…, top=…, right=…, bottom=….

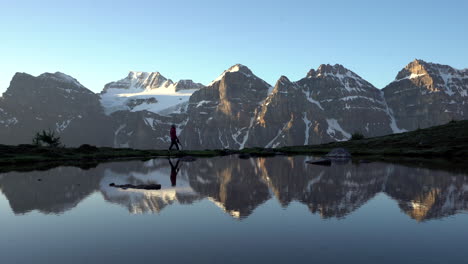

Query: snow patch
left=265, top=121, right=290, bottom=148
left=394, top=73, right=426, bottom=82
left=267, top=85, right=275, bottom=95
left=113, top=124, right=127, bottom=147
left=56, top=119, right=71, bottom=132
left=100, top=86, right=198, bottom=115
left=302, top=89, right=324, bottom=110
left=326, top=118, right=351, bottom=141
left=208, top=65, right=253, bottom=86
left=380, top=91, right=407, bottom=133
left=1, top=117, right=18, bottom=126
left=42, top=72, right=84, bottom=88
left=196, top=100, right=212, bottom=108
left=144, top=117, right=156, bottom=130
left=239, top=116, right=255, bottom=149
left=302, top=112, right=312, bottom=145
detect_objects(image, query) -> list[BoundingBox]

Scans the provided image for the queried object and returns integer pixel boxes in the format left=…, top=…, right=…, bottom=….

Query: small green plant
left=350, top=132, right=364, bottom=140
left=32, top=130, right=62, bottom=147
left=449, top=119, right=457, bottom=124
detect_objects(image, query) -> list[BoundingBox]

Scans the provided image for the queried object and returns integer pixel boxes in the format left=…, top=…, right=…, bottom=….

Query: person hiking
left=169, top=124, right=180, bottom=150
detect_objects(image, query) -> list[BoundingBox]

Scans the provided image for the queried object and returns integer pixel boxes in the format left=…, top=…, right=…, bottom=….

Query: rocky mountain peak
left=38, top=72, right=84, bottom=88
left=227, top=64, right=253, bottom=75
left=384, top=59, right=468, bottom=131
left=4, top=72, right=92, bottom=99
left=303, top=64, right=374, bottom=94
left=393, top=60, right=468, bottom=95
left=306, top=64, right=363, bottom=81
left=395, top=59, right=431, bottom=80
left=309, top=64, right=350, bottom=77
left=208, top=64, right=256, bottom=86
left=395, top=59, right=468, bottom=81
left=173, top=79, right=205, bottom=91
left=276, top=75, right=293, bottom=87
left=103, top=71, right=173, bottom=93
left=128, top=71, right=161, bottom=79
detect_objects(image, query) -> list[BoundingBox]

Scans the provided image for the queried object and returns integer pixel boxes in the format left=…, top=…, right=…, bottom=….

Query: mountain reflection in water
left=0, top=156, right=467, bottom=221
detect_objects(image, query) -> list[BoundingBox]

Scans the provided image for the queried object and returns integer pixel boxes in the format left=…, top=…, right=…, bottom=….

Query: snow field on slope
left=100, top=87, right=198, bottom=115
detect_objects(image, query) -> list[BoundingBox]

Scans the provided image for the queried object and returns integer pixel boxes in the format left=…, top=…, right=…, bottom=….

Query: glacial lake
left=1, top=156, right=467, bottom=264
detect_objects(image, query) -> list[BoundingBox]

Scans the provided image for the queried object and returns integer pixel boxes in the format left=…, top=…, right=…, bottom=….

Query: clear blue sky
left=1, top=0, right=467, bottom=94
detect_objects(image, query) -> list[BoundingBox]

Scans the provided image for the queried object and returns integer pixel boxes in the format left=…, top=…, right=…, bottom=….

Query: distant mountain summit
left=173, top=80, right=205, bottom=91
left=102, top=71, right=172, bottom=92
left=0, top=72, right=113, bottom=146
left=0, top=60, right=467, bottom=148
left=181, top=64, right=272, bottom=149
left=100, top=71, right=204, bottom=115
left=247, top=63, right=401, bottom=147
left=383, top=59, right=468, bottom=130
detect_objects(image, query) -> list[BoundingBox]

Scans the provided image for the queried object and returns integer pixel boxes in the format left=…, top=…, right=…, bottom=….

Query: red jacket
left=170, top=127, right=177, bottom=140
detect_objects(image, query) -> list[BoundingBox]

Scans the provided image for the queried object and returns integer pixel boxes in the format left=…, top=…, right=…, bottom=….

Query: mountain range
left=0, top=59, right=466, bottom=149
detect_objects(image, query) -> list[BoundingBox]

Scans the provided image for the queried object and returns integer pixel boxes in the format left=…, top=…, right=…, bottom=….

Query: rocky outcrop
left=174, top=80, right=205, bottom=91
left=325, top=148, right=351, bottom=158
left=179, top=64, right=272, bottom=149
left=102, top=71, right=173, bottom=93
left=383, top=59, right=468, bottom=130
left=246, top=64, right=400, bottom=148
left=0, top=72, right=113, bottom=146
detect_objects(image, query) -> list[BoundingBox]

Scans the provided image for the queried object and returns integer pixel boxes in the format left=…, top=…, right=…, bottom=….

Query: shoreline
left=0, top=120, right=466, bottom=172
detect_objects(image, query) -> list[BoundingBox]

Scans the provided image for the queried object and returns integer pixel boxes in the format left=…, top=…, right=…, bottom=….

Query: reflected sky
left=0, top=156, right=467, bottom=263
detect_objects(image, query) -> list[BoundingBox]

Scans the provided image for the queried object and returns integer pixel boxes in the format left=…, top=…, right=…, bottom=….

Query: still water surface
left=0, top=156, right=467, bottom=263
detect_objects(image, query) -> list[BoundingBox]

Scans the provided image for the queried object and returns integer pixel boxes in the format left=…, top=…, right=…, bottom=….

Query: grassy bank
left=0, top=120, right=466, bottom=168
left=273, top=120, right=468, bottom=157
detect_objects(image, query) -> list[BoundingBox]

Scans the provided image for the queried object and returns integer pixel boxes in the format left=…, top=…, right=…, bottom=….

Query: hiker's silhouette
left=168, top=158, right=181, bottom=186
left=169, top=125, right=180, bottom=150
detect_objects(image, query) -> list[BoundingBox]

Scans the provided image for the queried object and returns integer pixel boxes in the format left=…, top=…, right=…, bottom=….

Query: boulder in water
left=306, top=159, right=332, bottom=166
left=325, top=148, right=351, bottom=158
left=109, top=183, right=161, bottom=190
left=77, top=144, right=99, bottom=153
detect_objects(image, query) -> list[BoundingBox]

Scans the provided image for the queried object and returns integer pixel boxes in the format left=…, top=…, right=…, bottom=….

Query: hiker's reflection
left=168, top=158, right=181, bottom=186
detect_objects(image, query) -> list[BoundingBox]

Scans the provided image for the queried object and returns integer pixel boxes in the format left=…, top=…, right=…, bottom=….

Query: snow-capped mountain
left=100, top=71, right=204, bottom=115
left=245, top=64, right=403, bottom=148
left=0, top=60, right=467, bottom=148
left=383, top=59, right=468, bottom=130
left=179, top=64, right=272, bottom=149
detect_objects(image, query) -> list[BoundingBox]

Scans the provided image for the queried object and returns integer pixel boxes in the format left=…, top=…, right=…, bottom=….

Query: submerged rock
left=109, top=183, right=161, bottom=190
left=306, top=159, right=332, bottom=166
left=325, top=148, right=351, bottom=158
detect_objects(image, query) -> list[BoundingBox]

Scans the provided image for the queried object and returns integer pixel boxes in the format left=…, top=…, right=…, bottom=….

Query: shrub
left=77, top=144, right=98, bottom=153
left=350, top=132, right=364, bottom=140
left=32, top=130, right=62, bottom=147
